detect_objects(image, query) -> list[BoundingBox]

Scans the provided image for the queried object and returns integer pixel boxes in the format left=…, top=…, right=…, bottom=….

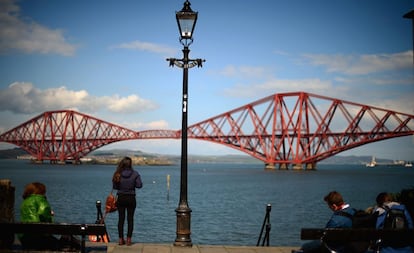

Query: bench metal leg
left=81, top=235, right=85, bottom=253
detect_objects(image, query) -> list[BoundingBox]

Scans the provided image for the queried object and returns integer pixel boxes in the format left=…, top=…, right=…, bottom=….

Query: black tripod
left=93, top=200, right=110, bottom=242
left=257, top=204, right=271, bottom=246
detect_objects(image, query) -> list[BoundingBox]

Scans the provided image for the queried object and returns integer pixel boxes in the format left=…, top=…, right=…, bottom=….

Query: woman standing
left=112, top=157, right=143, bottom=246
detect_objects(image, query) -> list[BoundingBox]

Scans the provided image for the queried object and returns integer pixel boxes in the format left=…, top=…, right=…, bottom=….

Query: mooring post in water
left=257, top=203, right=271, bottom=246
left=0, top=179, right=16, bottom=248
left=167, top=174, right=170, bottom=201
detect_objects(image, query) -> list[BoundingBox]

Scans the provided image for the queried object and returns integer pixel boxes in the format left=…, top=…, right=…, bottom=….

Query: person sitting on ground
left=294, top=191, right=356, bottom=253
left=374, top=192, right=413, bottom=253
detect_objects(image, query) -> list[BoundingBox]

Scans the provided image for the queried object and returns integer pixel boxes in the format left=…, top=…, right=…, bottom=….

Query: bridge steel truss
left=0, top=92, right=413, bottom=168
left=0, top=110, right=140, bottom=163
left=186, top=92, right=414, bottom=169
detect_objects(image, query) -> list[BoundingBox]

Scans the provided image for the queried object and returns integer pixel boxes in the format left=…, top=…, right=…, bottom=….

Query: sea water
left=1, top=159, right=413, bottom=246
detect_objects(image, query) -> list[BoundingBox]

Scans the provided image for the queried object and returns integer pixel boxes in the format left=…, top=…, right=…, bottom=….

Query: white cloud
left=273, top=50, right=289, bottom=56
left=301, top=50, right=413, bottom=75
left=123, top=120, right=170, bottom=130
left=146, top=120, right=169, bottom=129
left=0, top=0, right=76, bottom=56
left=217, top=50, right=413, bottom=115
left=334, top=76, right=412, bottom=86
left=217, top=63, right=337, bottom=98
left=223, top=78, right=335, bottom=98
left=219, top=65, right=271, bottom=79
left=106, top=94, right=158, bottom=113
left=376, top=95, right=414, bottom=115
left=112, top=40, right=176, bottom=56
left=0, top=82, right=158, bottom=114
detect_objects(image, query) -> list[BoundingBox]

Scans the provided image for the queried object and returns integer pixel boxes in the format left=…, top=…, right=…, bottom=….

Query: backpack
left=382, top=206, right=408, bottom=230
left=338, top=209, right=378, bottom=229
left=380, top=205, right=410, bottom=248
left=337, top=209, right=378, bottom=253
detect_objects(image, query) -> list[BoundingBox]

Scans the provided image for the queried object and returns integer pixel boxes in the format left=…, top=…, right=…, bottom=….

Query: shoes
left=119, top=237, right=132, bottom=246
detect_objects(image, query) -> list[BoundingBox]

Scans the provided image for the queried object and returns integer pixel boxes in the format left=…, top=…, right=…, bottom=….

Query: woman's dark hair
left=112, top=157, right=132, bottom=184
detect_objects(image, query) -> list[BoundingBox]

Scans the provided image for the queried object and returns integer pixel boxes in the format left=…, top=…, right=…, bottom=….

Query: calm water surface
left=1, top=159, right=413, bottom=246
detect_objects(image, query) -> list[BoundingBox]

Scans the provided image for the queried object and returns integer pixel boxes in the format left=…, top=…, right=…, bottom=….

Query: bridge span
left=1, top=92, right=414, bottom=170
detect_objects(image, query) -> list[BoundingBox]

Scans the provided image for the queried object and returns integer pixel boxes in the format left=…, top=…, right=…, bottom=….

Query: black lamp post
left=166, top=0, right=204, bottom=247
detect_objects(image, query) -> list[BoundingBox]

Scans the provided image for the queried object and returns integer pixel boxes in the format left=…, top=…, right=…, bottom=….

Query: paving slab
left=106, top=243, right=298, bottom=253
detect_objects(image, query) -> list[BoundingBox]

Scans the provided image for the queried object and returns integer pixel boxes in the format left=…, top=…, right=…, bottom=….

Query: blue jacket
left=325, top=205, right=355, bottom=253
left=326, top=205, right=355, bottom=228
left=113, top=169, right=142, bottom=195
left=376, top=203, right=413, bottom=253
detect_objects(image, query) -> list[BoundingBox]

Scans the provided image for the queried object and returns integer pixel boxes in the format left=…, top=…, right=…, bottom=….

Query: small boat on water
left=366, top=156, right=377, bottom=167
left=405, top=162, right=413, bottom=168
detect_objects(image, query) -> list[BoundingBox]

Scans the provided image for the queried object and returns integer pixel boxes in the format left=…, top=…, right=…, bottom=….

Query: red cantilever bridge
left=1, top=92, right=414, bottom=169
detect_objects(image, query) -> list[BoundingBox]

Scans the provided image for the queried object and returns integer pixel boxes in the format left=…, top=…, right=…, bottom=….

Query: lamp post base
left=174, top=206, right=192, bottom=247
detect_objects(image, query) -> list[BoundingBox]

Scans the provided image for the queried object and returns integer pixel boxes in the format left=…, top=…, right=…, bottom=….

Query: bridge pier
left=292, top=163, right=303, bottom=170
left=279, top=163, right=289, bottom=170
left=265, top=163, right=315, bottom=170
left=306, top=163, right=317, bottom=170
left=264, top=163, right=292, bottom=170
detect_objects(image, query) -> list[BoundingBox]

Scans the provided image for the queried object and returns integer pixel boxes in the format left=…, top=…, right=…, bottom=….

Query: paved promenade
left=1, top=239, right=299, bottom=253
left=104, top=243, right=298, bottom=253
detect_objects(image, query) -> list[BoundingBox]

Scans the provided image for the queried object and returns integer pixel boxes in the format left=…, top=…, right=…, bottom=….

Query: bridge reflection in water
left=1, top=92, right=414, bottom=169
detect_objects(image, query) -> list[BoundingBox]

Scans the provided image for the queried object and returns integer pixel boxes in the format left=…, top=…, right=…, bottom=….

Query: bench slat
left=0, top=222, right=107, bottom=253
left=0, top=222, right=106, bottom=235
left=301, top=228, right=414, bottom=243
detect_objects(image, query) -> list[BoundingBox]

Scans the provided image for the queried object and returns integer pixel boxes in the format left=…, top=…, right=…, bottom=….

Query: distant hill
left=0, top=148, right=29, bottom=159
left=321, top=155, right=406, bottom=165
left=0, top=148, right=396, bottom=165
left=90, top=149, right=147, bottom=157
left=321, top=155, right=382, bottom=165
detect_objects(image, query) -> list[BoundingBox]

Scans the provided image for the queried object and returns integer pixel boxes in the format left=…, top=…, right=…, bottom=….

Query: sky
left=0, top=0, right=413, bottom=161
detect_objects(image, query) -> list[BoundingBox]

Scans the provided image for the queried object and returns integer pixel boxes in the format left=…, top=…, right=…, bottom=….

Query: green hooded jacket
left=18, top=194, right=58, bottom=247
left=20, top=194, right=53, bottom=223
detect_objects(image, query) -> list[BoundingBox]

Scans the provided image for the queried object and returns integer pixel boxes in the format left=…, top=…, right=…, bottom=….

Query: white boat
left=366, top=156, right=377, bottom=167
left=405, top=162, right=413, bottom=168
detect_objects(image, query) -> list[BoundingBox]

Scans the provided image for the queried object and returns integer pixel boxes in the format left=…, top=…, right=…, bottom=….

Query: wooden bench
left=0, top=222, right=107, bottom=253
left=301, top=228, right=414, bottom=250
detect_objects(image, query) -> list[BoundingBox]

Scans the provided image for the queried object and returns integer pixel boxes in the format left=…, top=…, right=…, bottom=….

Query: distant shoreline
left=2, top=147, right=413, bottom=165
